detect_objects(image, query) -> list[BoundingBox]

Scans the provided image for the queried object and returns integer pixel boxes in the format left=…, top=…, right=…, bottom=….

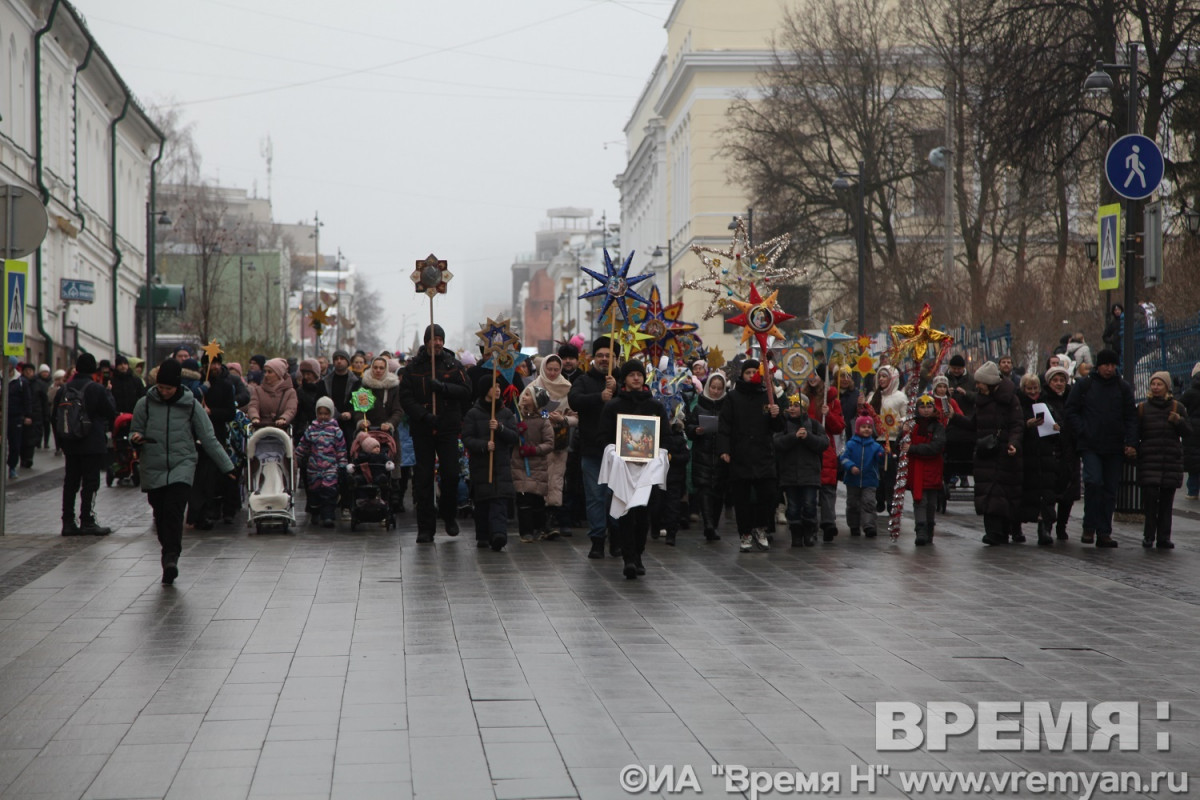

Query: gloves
left=345, top=464, right=355, bottom=474
left=429, top=379, right=446, bottom=394
left=516, top=421, right=528, bottom=434
left=385, top=460, right=395, bottom=471
left=520, top=444, right=537, bottom=457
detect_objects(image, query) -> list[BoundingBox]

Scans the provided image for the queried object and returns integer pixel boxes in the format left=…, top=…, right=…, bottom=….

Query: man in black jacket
left=567, top=336, right=620, bottom=559
left=1064, top=348, right=1137, bottom=547
left=322, top=349, right=360, bottom=443
left=6, top=358, right=32, bottom=479
left=109, top=355, right=146, bottom=415
left=19, top=362, right=47, bottom=468
left=58, top=353, right=117, bottom=535
left=399, top=324, right=471, bottom=542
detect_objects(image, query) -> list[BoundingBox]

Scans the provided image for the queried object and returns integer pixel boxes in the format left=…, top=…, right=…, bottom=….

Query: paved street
left=0, top=458, right=1197, bottom=799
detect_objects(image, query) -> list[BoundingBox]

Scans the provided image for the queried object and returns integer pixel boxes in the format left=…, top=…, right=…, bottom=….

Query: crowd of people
left=8, top=318, right=1197, bottom=586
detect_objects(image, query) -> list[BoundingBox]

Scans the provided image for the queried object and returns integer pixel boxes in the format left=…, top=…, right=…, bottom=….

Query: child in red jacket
left=903, top=395, right=946, bottom=546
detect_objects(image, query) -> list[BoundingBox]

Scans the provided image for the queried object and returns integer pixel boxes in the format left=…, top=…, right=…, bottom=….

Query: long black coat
left=399, top=347, right=471, bottom=435
left=1041, top=386, right=1080, bottom=502
left=685, top=393, right=726, bottom=489
left=109, top=370, right=145, bottom=415
left=1065, top=372, right=1137, bottom=456
left=949, top=379, right=1023, bottom=519
left=1018, top=392, right=1057, bottom=521
left=461, top=401, right=519, bottom=501
left=1136, top=396, right=1191, bottom=488
left=293, top=379, right=328, bottom=439
left=717, top=380, right=787, bottom=481
left=773, top=414, right=828, bottom=487
left=1179, top=376, right=1200, bottom=473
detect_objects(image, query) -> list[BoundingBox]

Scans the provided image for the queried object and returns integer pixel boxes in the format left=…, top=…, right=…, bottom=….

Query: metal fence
left=948, top=322, right=1013, bottom=365
left=1128, top=313, right=1200, bottom=400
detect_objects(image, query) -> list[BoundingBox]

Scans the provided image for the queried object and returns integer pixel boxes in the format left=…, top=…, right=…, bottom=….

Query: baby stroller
left=246, top=426, right=297, bottom=534
left=106, top=413, right=140, bottom=487
left=343, top=430, right=397, bottom=531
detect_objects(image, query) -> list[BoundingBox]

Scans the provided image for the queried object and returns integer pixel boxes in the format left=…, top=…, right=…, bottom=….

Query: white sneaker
left=752, top=528, right=770, bottom=551
left=739, top=534, right=753, bottom=552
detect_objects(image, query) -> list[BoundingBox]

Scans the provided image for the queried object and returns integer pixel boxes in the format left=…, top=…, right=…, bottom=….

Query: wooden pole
left=607, top=310, right=616, bottom=378
left=488, top=362, right=498, bottom=482
left=429, top=294, right=437, bottom=417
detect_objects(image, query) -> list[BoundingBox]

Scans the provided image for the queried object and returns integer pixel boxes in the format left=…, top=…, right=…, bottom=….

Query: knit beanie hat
left=1149, top=371, right=1172, bottom=390
left=156, top=359, right=183, bottom=388
left=75, top=352, right=97, bottom=375
left=315, top=396, right=336, bottom=415
left=53, top=369, right=65, bottom=380
left=618, top=359, right=646, bottom=384
left=423, top=324, right=446, bottom=344
left=1096, top=349, right=1120, bottom=366
left=250, top=354, right=267, bottom=369
left=1044, top=366, right=1070, bottom=384
left=975, top=361, right=1002, bottom=386
left=949, top=354, right=966, bottom=367
left=855, top=415, right=875, bottom=431
left=264, top=358, right=289, bottom=380
left=227, top=362, right=243, bottom=377
left=300, top=358, right=321, bottom=376
left=931, top=375, right=949, bottom=390
left=360, top=435, right=380, bottom=455
left=474, top=373, right=507, bottom=400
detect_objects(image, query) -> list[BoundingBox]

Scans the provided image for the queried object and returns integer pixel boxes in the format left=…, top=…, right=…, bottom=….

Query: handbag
left=975, top=430, right=1003, bottom=458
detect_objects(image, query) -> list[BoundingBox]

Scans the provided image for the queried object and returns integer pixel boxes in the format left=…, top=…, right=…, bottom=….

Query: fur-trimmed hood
left=360, top=370, right=400, bottom=391
left=147, top=365, right=203, bottom=385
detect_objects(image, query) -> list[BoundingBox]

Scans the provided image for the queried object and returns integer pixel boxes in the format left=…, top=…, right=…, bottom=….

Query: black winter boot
left=914, top=523, right=929, bottom=546
left=588, top=538, right=606, bottom=559
left=61, top=517, right=83, bottom=536
left=1037, top=521, right=1053, bottom=546
left=790, top=524, right=804, bottom=548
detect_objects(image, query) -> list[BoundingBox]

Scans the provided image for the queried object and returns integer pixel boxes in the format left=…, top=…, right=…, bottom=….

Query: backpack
left=55, top=384, right=92, bottom=441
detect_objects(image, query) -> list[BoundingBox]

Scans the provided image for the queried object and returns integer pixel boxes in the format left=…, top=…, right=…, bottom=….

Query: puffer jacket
left=840, top=434, right=885, bottom=488
left=774, top=413, right=828, bottom=487
left=1064, top=371, right=1137, bottom=455
left=805, top=384, right=844, bottom=485
left=246, top=361, right=298, bottom=427
left=131, top=387, right=234, bottom=491
left=904, top=415, right=945, bottom=502
left=717, top=378, right=787, bottom=480
left=870, top=366, right=908, bottom=443
left=358, top=370, right=403, bottom=431
left=461, top=400, right=519, bottom=500
left=1136, top=395, right=1190, bottom=488
left=1179, top=375, right=1200, bottom=473
left=511, top=415, right=553, bottom=495
left=949, top=379, right=1024, bottom=519
left=1018, top=392, right=1057, bottom=521
left=295, top=418, right=347, bottom=491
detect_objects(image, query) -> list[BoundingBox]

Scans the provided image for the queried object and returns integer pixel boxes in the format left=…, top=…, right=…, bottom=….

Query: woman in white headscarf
left=522, top=353, right=576, bottom=538
left=869, top=365, right=908, bottom=513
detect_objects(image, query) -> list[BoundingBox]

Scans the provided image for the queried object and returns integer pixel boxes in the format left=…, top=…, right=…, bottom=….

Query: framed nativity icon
left=616, top=414, right=660, bottom=463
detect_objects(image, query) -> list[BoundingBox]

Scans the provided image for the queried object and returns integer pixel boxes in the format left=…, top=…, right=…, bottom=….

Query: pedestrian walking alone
left=1136, top=371, right=1190, bottom=549
left=131, top=360, right=236, bottom=585
left=57, top=353, right=117, bottom=535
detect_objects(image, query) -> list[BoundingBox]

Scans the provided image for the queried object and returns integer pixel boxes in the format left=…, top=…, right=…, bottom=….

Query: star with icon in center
left=475, top=317, right=519, bottom=358
left=629, top=285, right=699, bottom=363
left=726, top=283, right=795, bottom=356
left=580, top=249, right=651, bottom=324
left=612, top=324, right=655, bottom=359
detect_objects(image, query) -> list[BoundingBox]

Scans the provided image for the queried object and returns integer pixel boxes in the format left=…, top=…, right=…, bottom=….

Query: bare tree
left=723, top=0, right=940, bottom=331
left=352, top=274, right=386, bottom=354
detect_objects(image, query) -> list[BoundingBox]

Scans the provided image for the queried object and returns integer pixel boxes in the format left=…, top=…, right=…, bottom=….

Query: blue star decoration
left=475, top=317, right=520, bottom=358
left=481, top=349, right=530, bottom=385
left=629, top=285, right=700, bottom=364
left=579, top=249, right=652, bottom=324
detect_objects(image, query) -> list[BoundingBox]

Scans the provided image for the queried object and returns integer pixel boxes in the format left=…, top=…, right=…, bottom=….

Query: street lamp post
left=1084, top=42, right=1140, bottom=373
left=833, top=160, right=867, bottom=334
left=144, top=204, right=172, bottom=360
left=651, top=241, right=673, bottom=303
left=305, top=212, right=323, bottom=359
left=727, top=208, right=754, bottom=246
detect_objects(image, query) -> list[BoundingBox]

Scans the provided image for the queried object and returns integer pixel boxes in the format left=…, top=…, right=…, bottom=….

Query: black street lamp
left=833, top=160, right=867, bottom=334
left=651, top=241, right=673, bottom=303
left=1084, top=42, right=1140, bottom=372
left=727, top=207, right=754, bottom=246
left=1183, top=207, right=1200, bottom=236
left=144, top=204, right=172, bottom=360
left=1085, top=239, right=1099, bottom=262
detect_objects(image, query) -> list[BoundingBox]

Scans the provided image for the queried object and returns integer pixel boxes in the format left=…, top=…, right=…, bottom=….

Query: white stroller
left=245, top=426, right=297, bottom=533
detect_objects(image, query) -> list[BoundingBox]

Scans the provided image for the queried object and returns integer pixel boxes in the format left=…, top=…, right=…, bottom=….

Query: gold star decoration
left=612, top=324, right=655, bottom=359
left=200, top=339, right=223, bottom=362
left=682, top=216, right=801, bottom=320
left=852, top=350, right=878, bottom=378
left=889, top=303, right=953, bottom=363
left=411, top=254, right=453, bottom=297
left=309, top=306, right=329, bottom=331
left=475, top=317, right=520, bottom=359
left=706, top=347, right=725, bottom=370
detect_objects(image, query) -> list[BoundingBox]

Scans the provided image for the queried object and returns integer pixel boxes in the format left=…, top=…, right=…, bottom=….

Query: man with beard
left=568, top=336, right=621, bottom=559
left=398, top=325, right=471, bottom=542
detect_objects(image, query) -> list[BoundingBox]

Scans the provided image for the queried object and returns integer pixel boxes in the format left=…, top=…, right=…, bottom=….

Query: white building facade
left=0, top=0, right=162, bottom=368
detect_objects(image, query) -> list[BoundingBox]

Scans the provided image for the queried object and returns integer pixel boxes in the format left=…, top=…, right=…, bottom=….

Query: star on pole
left=612, top=323, right=655, bottom=359
left=579, top=249, right=652, bottom=324
left=411, top=254, right=453, bottom=297
left=628, top=285, right=700, bottom=363
left=475, top=317, right=520, bottom=359
left=200, top=339, right=224, bottom=362
left=889, top=303, right=953, bottom=363
left=682, top=217, right=801, bottom=320
left=726, top=283, right=795, bottom=357
left=480, top=349, right=530, bottom=384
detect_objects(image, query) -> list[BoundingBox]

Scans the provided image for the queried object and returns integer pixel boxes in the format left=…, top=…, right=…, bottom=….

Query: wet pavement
left=0, top=457, right=1197, bottom=799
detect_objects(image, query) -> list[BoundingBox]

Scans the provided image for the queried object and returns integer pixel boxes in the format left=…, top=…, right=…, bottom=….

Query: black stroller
left=342, top=430, right=398, bottom=531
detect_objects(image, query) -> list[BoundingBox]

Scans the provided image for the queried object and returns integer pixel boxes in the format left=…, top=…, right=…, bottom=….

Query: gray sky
left=81, top=0, right=672, bottom=350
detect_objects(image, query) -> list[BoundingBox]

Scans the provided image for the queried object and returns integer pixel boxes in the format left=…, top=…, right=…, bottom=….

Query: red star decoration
left=726, top=283, right=795, bottom=359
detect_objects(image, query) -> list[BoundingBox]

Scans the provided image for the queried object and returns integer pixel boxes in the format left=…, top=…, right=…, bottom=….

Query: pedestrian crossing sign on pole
left=3, top=260, right=27, bottom=357
left=1097, top=205, right=1120, bottom=292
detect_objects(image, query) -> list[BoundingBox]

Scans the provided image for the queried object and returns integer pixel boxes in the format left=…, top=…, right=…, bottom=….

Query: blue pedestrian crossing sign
left=1105, top=134, right=1163, bottom=201
left=3, top=260, right=26, bottom=358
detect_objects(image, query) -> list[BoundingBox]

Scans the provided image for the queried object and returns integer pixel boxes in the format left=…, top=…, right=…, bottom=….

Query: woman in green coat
left=131, top=360, right=236, bottom=585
